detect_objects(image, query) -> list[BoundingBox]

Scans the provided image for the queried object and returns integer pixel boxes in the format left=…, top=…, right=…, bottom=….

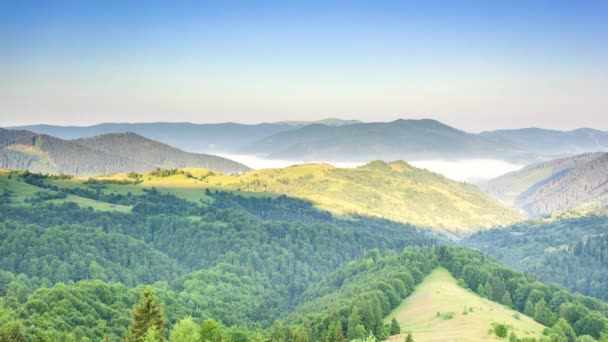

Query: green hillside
left=197, top=161, right=523, bottom=234
left=6, top=161, right=522, bottom=234
left=463, top=214, right=608, bottom=301
left=483, top=153, right=608, bottom=216
left=384, top=268, right=544, bottom=342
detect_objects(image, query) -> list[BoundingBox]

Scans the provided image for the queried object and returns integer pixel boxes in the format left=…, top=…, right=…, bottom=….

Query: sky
left=1, top=0, right=607, bottom=131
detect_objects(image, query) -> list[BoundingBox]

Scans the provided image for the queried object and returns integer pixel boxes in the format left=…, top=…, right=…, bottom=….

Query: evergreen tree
left=125, top=288, right=166, bottom=342
left=291, top=326, right=310, bottom=342
left=324, top=320, right=347, bottom=342
left=269, top=320, right=286, bottom=342
left=347, top=307, right=363, bottom=340
left=405, top=332, right=414, bottom=342
left=502, top=291, right=513, bottom=308
left=389, top=318, right=401, bottom=335
left=477, top=283, right=487, bottom=298
left=524, top=299, right=535, bottom=317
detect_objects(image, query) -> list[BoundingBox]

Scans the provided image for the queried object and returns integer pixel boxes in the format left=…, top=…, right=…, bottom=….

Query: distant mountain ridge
left=7, top=119, right=608, bottom=162
left=0, top=128, right=250, bottom=175
left=481, top=127, right=608, bottom=156
left=7, top=122, right=295, bottom=154
left=241, top=119, right=537, bottom=162
left=483, top=152, right=608, bottom=216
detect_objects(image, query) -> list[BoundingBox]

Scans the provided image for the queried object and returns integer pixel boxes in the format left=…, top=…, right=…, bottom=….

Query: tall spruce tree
left=125, top=287, right=166, bottom=342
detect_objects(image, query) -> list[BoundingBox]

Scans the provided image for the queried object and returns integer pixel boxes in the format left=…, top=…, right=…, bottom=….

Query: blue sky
left=1, top=0, right=607, bottom=131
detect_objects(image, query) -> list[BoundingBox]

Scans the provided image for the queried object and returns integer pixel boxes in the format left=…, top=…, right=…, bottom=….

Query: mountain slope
left=463, top=214, right=608, bottom=301
left=12, top=160, right=521, bottom=234
left=196, top=160, right=523, bottom=234
left=0, top=128, right=250, bottom=175
left=385, top=268, right=545, bottom=342
left=483, top=153, right=608, bottom=216
left=242, top=119, right=536, bottom=162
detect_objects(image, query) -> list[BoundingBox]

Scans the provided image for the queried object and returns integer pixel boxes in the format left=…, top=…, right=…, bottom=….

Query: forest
left=463, top=215, right=608, bottom=301
left=0, top=171, right=432, bottom=340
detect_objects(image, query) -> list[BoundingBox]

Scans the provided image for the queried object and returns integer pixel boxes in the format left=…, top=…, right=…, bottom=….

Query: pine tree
left=347, top=307, right=363, bottom=340
left=389, top=318, right=401, bottom=335
left=324, top=320, right=347, bottom=342
left=405, top=332, right=414, bottom=342
left=534, top=298, right=548, bottom=325
left=524, top=299, right=535, bottom=317
left=269, top=320, right=286, bottom=342
left=125, top=287, right=166, bottom=342
left=502, top=291, right=513, bottom=308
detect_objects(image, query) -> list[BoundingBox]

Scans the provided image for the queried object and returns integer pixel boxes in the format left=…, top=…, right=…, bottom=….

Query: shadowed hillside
left=0, top=128, right=250, bottom=175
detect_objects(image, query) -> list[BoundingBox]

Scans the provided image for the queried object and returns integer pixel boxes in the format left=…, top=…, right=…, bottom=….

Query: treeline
left=5, top=246, right=608, bottom=341
left=463, top=215, right=608, bottom=301
left=442, top=246, right=608, bottom=340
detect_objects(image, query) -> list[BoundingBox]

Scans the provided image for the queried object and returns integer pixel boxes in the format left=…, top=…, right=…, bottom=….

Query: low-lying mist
left=216, top=153, right=524, bottom=184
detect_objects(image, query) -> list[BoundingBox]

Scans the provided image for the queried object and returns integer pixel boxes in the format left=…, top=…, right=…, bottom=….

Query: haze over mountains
left=10, top=119, right=608, bottom=165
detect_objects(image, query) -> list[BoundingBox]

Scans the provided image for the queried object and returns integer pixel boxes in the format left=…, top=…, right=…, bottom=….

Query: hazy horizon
left=4, top=117, right=608, bottom=133
left=2, top=1, right=607, bottom=131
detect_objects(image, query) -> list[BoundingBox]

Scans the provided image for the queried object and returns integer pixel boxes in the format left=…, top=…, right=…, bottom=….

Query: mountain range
left=0, top=128, right=250, bottom=175
left=10, top=119, right=608, bottom=162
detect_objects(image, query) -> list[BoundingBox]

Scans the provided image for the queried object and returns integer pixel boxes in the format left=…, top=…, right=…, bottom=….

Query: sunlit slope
left=0, top=170, right=131, bottom=212
left=17, top=161, right=523, bottom=233
left=385, top=268, right=545, bottom=342
left=198, top=161, right=523, bottom=234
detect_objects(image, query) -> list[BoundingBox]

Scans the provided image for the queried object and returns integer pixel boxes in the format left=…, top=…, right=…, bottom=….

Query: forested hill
left=483, top=152, right=608, bottom=216
left=0, top=169, right=432, bottom=340
left=0, top=128, right=250, bottom=175
left=194, top=160, right=523, bottom=234
left=241, top=119, right=538, bottom=162
left=463, top=213, right=608, bottom=302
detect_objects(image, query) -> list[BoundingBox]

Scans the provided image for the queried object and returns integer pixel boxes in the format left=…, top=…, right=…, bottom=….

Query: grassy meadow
left=384, top=268, right=545, bottom=342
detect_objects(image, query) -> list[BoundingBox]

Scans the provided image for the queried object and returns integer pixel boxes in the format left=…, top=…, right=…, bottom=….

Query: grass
left=0, top=170, right=131, bottom=212
left=384, top=268, right=545, bottom=342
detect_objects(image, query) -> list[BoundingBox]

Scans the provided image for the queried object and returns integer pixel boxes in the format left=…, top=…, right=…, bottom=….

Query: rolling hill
left=483, top=152, right=608, bottom=216
left=63, top=160, right=523, bottom=234
left=241, top=119, right=538, bottom=162
left=0, top=128, right=250, bottom=175
left=200, top=160, right=523, bottom=234
left=384, top=268, right=545, bottom=342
